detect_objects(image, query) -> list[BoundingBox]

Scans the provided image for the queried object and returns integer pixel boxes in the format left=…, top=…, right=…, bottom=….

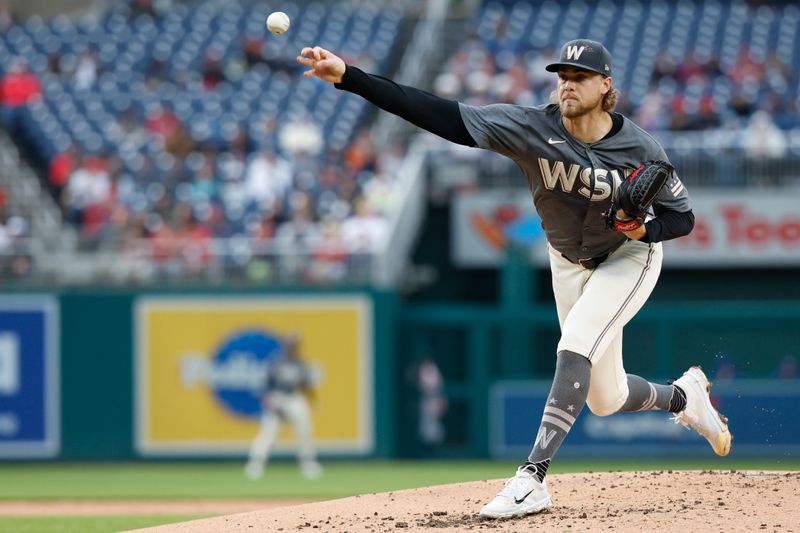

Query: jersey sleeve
left=458, top=103, right=531, bottom=160
left=650, top=146, right=692, bottom=214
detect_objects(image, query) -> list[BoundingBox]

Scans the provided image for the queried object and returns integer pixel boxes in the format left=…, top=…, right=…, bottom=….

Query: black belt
left=562, top=252, right=609, bottom=270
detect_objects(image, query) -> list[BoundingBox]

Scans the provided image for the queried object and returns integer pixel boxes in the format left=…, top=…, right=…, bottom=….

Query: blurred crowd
left=433, top=2, right=800, bottom=161
left=0, top=0, right=400, bottom=284
left=0, top=183, right=31, bottom=277
left=2, top=0, right=800, bottom=284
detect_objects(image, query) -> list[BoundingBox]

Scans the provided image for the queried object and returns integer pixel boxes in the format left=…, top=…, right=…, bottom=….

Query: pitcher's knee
left=587, top=398, right=624, bottom=417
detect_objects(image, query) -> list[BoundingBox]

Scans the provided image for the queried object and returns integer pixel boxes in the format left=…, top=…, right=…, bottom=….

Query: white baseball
left=266, top=11, right=290, bottom=35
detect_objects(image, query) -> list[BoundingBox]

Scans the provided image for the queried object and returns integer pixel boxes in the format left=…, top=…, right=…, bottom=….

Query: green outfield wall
left=1, top=276, right=797, bottom=460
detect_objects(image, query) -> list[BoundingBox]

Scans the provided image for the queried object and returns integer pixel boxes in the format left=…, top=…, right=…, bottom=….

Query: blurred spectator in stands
left=109, top=106, right=149, bottom=154
left=340, top=196, right=387, bottom=253
left=335, top=172, right=362, bottom=209
left=433, top=71, right=461, bottom=99
left=48, top=143, right=79, bottom=205
left=345, top=129, right=377, bottom=174
left=218, top=145, right=247, bottom=184
left=728, top=88, right=757, bottom=121
left=172, top=201, right=213, bottom=275
left=74, top=49, right=100, bottom=90
left=130, top=0, right=157, bottom=20
left=243, top=36, right=268, bottom=68
left=0, top=1, right=15, bottom=33
left=634, top=89, right=664, bottom=131
left=527, top=47, right=557, bottom=91
left=147, top=53, right=169, bottom=85
left=742, top=110, right=787, bottom=158
left=202, top=47, right=227, bottom=91
left=0, top=57, right=42, bottom=133
left=275, top=192, right=320, bottom=280
left=144, top=103, right=178, bottom=142
left=730, top=48, right=764, bottom=86
left=651, top=52, right=676, bottom=84
left=144, top=103, right=193, bottom=156
left=276, top=192, right=317, bottom=241
left=376, top=142, right=404, bottom=178
left=0, top=207, right=30, bottom=278
left=309, top=217, right=347, bottom=282
left=703, top=54, right=725, bottom=81
left=675, top=53, right=707, bottom=85
left=693, top=93, right=722, bottom=130
left=0, top=186, right=29, bottom=239
left=494, top=58, right=534, bottom=105
left=63, top=154, right=112, bottom=226
left=190, top=154, right=219, bottom=203
left=244, top=148, right=292, bottom=207
left=363, top=170, right=396, bottom=217
left=229, top=122, right=253, bottom=154
left=95, top=202, right=137, bottom=252
left=279, top=114, right=323, bottom=158
left=668, top=96, right=692, bottom=131
left=248, top=202, right=282, bottom=243
left=47, top=51, right=64, bottom=75
left=764, top=53, right=789, bottom=92
left=249, top=38, right=299, bottom=74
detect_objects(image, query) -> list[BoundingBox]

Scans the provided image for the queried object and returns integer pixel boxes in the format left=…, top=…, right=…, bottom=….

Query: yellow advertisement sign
left=135, top=296, right=372, bottom=456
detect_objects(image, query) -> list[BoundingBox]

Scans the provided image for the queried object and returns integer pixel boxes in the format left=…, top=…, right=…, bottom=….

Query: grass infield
left=0, top=515, right=204, bottom=533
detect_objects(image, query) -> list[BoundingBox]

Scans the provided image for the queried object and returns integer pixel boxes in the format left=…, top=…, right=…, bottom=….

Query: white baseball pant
left=548, top=239, right=663, bottom=416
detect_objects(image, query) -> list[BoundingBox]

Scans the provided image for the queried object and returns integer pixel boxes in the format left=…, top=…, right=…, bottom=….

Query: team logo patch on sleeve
left=669, top=177, right=684, bottom=197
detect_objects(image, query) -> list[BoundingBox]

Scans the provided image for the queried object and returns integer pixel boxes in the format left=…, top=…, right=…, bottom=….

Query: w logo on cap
left=566, top=45, right=586, bottom=60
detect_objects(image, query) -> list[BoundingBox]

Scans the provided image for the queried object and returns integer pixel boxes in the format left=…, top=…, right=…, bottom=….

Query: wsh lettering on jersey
left=537, top=158, right=634, bottom=201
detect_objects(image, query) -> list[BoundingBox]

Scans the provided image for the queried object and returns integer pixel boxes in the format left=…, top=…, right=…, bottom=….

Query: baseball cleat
left=671, top=366, right=732, bottom=456
left=479, top=467, right=553, bottom=519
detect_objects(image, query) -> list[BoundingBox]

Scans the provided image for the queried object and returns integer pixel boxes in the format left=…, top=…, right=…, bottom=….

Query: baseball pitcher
left=297, top=38, right=731, bottom=518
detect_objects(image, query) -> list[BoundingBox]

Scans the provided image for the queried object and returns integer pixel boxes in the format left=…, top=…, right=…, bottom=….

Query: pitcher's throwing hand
left=297, top=47, right=345, bottom=84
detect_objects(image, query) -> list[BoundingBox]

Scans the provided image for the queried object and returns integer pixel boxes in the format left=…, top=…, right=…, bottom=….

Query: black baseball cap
left=546, top=39, right=612, bottom=77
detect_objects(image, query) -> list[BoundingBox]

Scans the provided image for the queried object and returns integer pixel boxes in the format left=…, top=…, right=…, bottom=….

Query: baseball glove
left=607, top=160, right=674, bottom=232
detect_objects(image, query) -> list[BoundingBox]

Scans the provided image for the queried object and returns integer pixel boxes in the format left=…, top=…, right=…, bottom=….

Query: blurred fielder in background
left=296, top=38, right=731, bottom=519
left=245, top=333, right=323, bottom=480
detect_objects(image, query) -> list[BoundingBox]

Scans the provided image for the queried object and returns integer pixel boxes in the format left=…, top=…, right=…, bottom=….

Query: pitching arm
left=297, top=46, right=476, bottom=147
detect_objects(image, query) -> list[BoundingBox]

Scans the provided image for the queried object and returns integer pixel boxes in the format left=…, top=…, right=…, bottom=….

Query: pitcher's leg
left=480, top=350, right=589, bottom=518
left=558, top=241, right=662, bottom=363
left=586, top=334, right=629, bottom=416
left=618, top=374, right=686, bottom=412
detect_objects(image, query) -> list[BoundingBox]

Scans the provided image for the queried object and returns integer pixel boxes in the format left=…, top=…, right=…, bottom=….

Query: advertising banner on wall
left=453, top=189, right=800, bottom=267
left=452, top=189, right=548, bottom=267
left=0, top=296, right=59, bottom=458
left=490, top=380, right=800, bottom=458
left=662, top=189, right=800, bottom=266
left=135, top=296, right=373, bottom=456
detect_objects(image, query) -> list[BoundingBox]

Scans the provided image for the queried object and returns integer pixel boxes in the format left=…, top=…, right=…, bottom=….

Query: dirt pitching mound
left=127, top=470, right=799, bottom=533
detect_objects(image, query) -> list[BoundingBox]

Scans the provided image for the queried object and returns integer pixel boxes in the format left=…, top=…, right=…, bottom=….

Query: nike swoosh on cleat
left=548, top=138, right=566, bottom=144
left=514, top=489, right=534, bottom=504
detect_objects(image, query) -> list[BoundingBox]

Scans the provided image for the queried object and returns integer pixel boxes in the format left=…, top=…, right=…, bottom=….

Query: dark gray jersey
left=267, top=357, right=313, bottom=394
left=459, top=103, right=692, bottom=261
